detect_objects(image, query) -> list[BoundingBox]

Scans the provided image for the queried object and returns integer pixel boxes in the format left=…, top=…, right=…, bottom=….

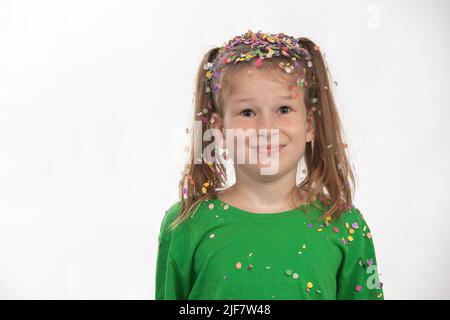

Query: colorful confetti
left=203, top=30, right=313, bottom=114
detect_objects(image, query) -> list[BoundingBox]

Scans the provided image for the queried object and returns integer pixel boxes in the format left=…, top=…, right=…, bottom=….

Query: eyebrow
left=234, top=95, right=293, bottom=103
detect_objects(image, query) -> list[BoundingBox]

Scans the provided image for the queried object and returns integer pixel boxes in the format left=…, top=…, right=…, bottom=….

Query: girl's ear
left=305, top=108, right=315, bottom=143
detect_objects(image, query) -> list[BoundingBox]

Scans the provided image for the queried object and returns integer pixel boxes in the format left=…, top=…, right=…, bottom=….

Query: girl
left=155, top=30, right=384, bottom=300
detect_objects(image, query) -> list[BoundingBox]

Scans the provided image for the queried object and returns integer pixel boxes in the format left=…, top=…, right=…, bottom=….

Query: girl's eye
left=278, top=105, right=293, bottom=114
left=240, top=109, right=255, bottom=117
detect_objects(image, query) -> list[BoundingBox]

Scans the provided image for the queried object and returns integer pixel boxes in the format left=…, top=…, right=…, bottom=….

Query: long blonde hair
left=168, top=34, right=356, bottom=231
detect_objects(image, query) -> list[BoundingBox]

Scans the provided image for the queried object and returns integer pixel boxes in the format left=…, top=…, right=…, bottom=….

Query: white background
left=0, top=0, right=449, bottom=299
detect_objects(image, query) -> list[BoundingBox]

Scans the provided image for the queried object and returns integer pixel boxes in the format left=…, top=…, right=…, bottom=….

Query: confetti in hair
left=203, top=30, right=314, bottom=98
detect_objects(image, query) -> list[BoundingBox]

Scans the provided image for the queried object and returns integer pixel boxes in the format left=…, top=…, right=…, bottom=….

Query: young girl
left=155, top=30, right=384, bottom=300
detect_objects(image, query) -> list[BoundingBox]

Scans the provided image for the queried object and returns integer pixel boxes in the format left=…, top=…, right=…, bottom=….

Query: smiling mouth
left=249, top=144, right=287, bottom=154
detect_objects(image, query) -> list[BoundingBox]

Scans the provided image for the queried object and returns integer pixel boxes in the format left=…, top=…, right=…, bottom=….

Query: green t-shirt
left=155, top=197, right=384, bottom=300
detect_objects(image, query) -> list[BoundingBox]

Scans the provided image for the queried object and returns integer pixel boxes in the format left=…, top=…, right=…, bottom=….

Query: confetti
left=355, top=285, right=362, bottom=292
left=285, top=269, right=293, bottom=276
left=349, top=228, right=355, bottom=234
left=208, top=203, right=215, bottom=209
left=307, top=282, right=314, bottom=289
left=202, top=181, right=210, bottom=194
left=351, top=222, right=359, bottom=229
left=204, top=30, right=313, bottom=96
left=209, top=233, right=215, bottom=239
left=348, top=235, right=354, bottom=242
left=292, top=273, right=299, bottom=279
left=223, top=204, right=229, bottom=210
left=367, top=232, right=372, bottom=239
left=333, top=227, right=339, bottom=233
left=248, top=264, right=253, bottom=271
left=308, top=223, right=313, bottom=229
left=235, top=262, right=242, bottom=269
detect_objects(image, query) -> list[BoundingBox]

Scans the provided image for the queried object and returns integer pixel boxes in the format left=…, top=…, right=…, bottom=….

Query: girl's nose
left=256, top=114, right=280, bottom=142
left=256, top=113, right=277, bottom=131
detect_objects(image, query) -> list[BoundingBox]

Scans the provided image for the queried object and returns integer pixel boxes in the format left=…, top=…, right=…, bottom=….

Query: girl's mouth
left=249, top=144, right=287, bottom=155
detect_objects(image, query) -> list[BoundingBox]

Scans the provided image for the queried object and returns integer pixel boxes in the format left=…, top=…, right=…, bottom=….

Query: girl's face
left=211, top=66, right=315, bottom=179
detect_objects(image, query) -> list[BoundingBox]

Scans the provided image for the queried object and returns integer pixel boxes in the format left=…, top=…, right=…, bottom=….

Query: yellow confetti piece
left=317, top=228, right=323, bottom=232
left=348, top=235, right=354, bottom=242
left=307, top=282, right=314, bottom=289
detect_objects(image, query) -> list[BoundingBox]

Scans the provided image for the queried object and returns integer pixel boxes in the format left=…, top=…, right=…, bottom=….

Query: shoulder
left=158, top=199, right=212, bottom=242
left=158, top=201, right=182, bottom=242
left=333, top=205, right=376, bottom=244
left=164, top=201, right=182, bottom=223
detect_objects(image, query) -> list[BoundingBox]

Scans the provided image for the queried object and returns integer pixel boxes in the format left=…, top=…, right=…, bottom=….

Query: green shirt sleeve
left=336, top=207, right=384, bottom=300
left=155, top=202, right=192, bottom=300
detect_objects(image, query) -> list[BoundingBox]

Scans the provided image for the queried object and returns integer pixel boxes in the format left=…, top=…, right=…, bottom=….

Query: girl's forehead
left=227, top=68, right=296, bottom=97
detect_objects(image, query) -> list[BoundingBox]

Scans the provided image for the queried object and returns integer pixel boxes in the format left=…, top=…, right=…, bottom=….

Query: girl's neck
left=216, top=166, right=307, bottom=213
